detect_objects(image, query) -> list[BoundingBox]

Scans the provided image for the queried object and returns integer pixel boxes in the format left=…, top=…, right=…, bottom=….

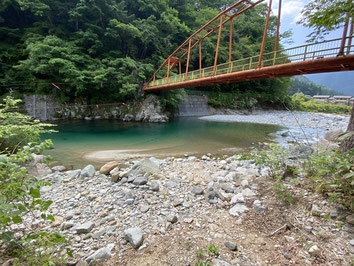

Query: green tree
left=300, top=0, right=354, bottom=151
left=300, top=0, right=353, bottom=40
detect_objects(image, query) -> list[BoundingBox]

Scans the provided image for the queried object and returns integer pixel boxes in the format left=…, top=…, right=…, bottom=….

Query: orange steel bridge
left=143, top=0, right=354, bottom=92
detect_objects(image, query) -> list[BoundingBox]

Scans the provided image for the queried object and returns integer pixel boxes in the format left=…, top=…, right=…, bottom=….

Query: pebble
left=133, top=176, right=148, bottom=185
left=150, top=180, right=160, bottom=191
left=312, top=204, right=322, bottom=216
left=76, top=222, right=95, bottom=234
left=124, top=227, right=144, bottom=249
left=224, top=241, right=237, bottom=251
left=229, top=204, right=248, bottom=217
left=308, top=245, right=320, bottom=256
left=192, top=186, right=204, bottom=195
left=86, top=243, right=115, bottom=263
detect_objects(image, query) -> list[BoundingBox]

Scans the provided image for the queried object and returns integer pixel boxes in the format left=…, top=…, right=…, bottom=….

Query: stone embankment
left=17, top=154, right=354, bottom=265
left=23, top=95, right=168, bottom=123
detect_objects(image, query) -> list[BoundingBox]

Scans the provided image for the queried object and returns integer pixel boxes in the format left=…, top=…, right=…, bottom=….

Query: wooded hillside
left=0, top=0, right=290, bottom=104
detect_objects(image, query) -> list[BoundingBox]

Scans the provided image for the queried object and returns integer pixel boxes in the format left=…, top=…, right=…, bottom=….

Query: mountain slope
left=305, top=71, right=354, bottom=96
left=290, top=76, right=343, bottom=96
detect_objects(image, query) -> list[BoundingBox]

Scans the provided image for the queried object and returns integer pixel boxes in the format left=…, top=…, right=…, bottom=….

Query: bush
left=304, top=149, right=354, bottom=211
left=208, top=92, right=258, bottom=109
left=0, top=97, right=56, bottom=152
left=0, top=97, right=70, bottom=264
left=290, top=93, right=351, bottom=114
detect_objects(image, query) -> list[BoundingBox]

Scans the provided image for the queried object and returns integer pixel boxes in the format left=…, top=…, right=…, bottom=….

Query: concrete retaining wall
left=178, top=95, right=209, bottom=117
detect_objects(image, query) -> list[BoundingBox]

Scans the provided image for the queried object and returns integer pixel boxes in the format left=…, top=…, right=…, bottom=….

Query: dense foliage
left=0, top=97, right=69, bottom=264
left=290, top=76, right=342, bottom=96
left=0, top=0, right=290, bottom=105
left=0, top=97, right=55, bottom=152
left=290, top=93, right=352, bottom=114
left=300, top=0, right=353, bottom=41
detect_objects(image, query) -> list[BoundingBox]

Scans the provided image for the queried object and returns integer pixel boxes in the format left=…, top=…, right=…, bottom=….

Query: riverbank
left=201, top=110, right=350, bottom=147
left=8, top=153, right=353, bottom=265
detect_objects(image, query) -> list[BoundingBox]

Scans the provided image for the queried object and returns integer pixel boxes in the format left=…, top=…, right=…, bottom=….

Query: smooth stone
left=253, top=200, right=267, bottom=212
left=93, top=228, right=106, bottom=239
left=192, top=186, right=204, bottom=195
left=173, top=199, right=183, bottom=207
left=230, top=193, right=245, bottom=204
left=140, top=205, right=150, bottom=213
left=133, top=176, right=148, bottom=186
left=304, top=226, right=313, bottom=232
left=66, top=170, right=81, bottom=179
left=100, top=161, right=119, bottom=175
left=86, top=243, right=115, bottom=263
left=224, top=241, right=237, bottom=251
left=350, top=239, right=354, bottom=246
left=241, top=180, right=249, bottom=188
left=51, top=165, right=66, bottom=172
left=242, top=188, right=256, bottom=197
left=150, top=180, right=160, bottom=191
left=124, top=227, right=144, bottom=249
left=229, top=204, right=248, bottom=217
left=81, top=165, right=95, bottom=178
left=167, top=214, right=178, bottom=223
left=308, top=245, right=320, bottom=256
left=76, top=222, right=95, bottom=234
left=220, top=184, right=234, bottom=193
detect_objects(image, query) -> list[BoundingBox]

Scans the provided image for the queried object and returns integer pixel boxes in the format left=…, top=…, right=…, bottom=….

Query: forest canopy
left=0, top=0, right=291, bottom=104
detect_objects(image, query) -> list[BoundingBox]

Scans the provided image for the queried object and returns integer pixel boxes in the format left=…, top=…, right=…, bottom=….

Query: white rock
left=86, top=243, right=115, bottom=263
left=229, top=204, right=248, bottom=217
left=241, top=180, right=249, bottom=188
left=242, top=188, right=256, bottom=197
left=81, top=165, right=95, bottom=178
left=230, top=193, right=245, bottom=204
left=309, top=245, right=320, bottom=256
left=124, top=227, right=144, bottom=249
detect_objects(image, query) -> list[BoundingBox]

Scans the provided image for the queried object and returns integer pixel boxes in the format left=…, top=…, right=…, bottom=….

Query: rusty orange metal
left=144, top=55, right=354, bottom=92
left=144, top=0, right=354, bottom=93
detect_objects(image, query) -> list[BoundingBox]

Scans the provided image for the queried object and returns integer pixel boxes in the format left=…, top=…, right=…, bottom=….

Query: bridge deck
left=144, top=38, right=354, bottom=92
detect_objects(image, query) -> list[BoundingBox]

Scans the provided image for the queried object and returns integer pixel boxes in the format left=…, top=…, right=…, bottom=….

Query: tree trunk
left=341, top=102, right=354, bottom=152
left=347, top=101, right=354, bottom=131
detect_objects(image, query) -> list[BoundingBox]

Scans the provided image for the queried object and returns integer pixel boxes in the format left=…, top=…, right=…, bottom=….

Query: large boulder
left=135, top=95, right=168, bottom=123
left=81, top=165, right=95, bottom=178
left=100, top=161, right=119, bottom=175
left=127, top=158, right=160, bottom=177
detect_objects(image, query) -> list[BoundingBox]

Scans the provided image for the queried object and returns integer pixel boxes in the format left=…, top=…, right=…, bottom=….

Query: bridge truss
left=143, top=0, right=354, bottom=92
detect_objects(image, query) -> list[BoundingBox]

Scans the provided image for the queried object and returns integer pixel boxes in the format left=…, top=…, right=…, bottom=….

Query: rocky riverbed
left=201, top=111, right=350, bottom=147
left=12, top=153, right=354, bottom=265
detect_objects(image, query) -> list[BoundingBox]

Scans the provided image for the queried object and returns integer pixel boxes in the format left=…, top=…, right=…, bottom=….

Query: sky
left=267, top=0, right=342, bottom=47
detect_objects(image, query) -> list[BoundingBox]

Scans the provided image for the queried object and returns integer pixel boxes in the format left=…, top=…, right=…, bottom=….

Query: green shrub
left=304, top=149, right=354, bottom=210
left=290, top=93, right=351, bottom=114
left=0, top=97, right=56, bottom=152
left=0, top=97, right=70, bottom=264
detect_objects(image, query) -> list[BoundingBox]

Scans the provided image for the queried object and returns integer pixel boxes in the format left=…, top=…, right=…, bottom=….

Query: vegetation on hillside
left=289, top=93, right=351, bottom=114
left=0, top=0, right=290, bottom=107
left=290, top=76, right=343, bottom=96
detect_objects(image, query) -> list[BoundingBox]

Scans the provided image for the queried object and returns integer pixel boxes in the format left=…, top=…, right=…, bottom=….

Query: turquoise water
left=43, top=118, right=281, bottom=168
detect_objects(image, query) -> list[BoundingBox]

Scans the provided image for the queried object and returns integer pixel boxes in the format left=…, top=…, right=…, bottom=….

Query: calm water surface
left=43, top=118, right=282, bottom=168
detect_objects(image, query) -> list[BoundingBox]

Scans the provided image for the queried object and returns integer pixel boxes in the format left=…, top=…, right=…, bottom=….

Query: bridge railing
left=149, top=37, right=353, bottom=87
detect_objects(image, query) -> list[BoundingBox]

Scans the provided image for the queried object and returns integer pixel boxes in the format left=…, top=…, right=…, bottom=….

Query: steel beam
left=143, top=55, right=354, bottom=91
left=258, top=0, right=272, bottom=68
